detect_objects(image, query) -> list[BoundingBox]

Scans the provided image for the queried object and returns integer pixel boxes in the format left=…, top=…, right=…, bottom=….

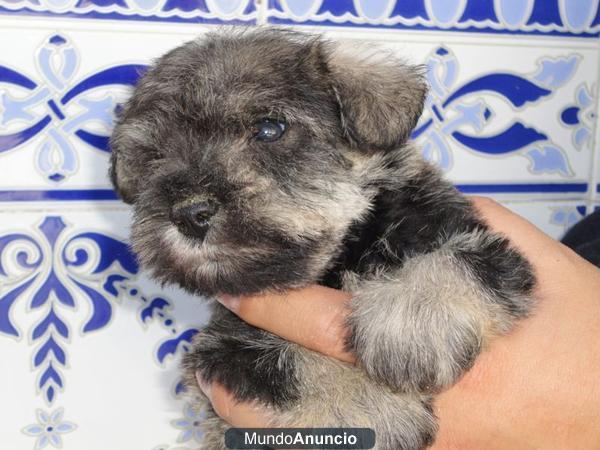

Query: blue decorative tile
left=380, top=38, right=598, bottom=191
left=0, top=0, right=257, bottom=23
left=22, top=408, right=77, bottom=449
left=559, top=83, right=595, bottom=151
left=0, top=28, right=198, bottom=193
left=0, top=209, right=211, bottom=449
left=0, top=34, right=144, bottom=185
left=415, top=45, right=580, bottom=178
left=267, top=0, right=600, bottom=37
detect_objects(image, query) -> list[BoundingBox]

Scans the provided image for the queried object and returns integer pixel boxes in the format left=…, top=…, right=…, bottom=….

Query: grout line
left=586, top=37, right=600, bottom=214
left=255, top=0, right=268, bottom=26
left=268, top=24, right=599, bottom=50
left=0, top=15, right=228, bottom=36
left=0, top=187, right=590, bottom=201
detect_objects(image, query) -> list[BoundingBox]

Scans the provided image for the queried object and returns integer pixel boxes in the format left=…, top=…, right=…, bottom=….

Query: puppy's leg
left=277, top=348, right=437, bottom=450
left=183, top=306, right=437, bottom=449
left=183, top=305, right=301, bottom=408
left=182, top=305, right=300, bottom=449
left=346, top=229, right=535, bottom=393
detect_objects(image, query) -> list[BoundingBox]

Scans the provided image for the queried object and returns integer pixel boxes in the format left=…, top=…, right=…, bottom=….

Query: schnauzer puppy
left=110, top=28, right=534, bottom=449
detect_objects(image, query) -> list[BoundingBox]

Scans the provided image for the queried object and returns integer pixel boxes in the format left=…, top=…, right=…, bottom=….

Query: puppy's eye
left=252, top=119, right=286, bottom=142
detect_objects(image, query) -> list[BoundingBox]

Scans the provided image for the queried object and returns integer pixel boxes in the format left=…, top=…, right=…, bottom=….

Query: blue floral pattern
left=0, top=215, right=200, bottom=447
left=560, top=83, right=596, bottom=150
left=414, top=46, right=579, bottom=177
left=22, top=408, right=77, bottom=449
left=0, top=216, right=137, bottom=403
left=550, top=205, right=586, bottom=230
left=0, top=34, right=145, bottom=183
left=1, top=0, right=598, bottom=35
left=171, top=403, right=205, bottom=444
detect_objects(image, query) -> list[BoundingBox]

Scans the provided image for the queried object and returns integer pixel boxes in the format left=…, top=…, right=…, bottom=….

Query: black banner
left=224, top=428, right=376, bottom=449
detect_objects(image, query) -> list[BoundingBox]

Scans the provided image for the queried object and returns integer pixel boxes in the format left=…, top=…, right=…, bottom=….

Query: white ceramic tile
left=594, top=114, right=600, bottom=204
left=0, top=21, right=209, bottom=192
left=0, top=207, right=211, bottom=450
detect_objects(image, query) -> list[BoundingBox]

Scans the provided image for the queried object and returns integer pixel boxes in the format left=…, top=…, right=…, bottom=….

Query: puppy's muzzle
left=170, top=197, right=219, bottom=241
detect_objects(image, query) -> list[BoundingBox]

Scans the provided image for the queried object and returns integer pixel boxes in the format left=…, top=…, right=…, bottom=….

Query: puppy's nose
left=170, top=200, right=219, bottom=239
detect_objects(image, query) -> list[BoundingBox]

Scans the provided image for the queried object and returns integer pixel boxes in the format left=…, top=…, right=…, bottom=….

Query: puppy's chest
left=319, top=238, right=406, bottom=291
left=319, top=222, right=422, bottom=290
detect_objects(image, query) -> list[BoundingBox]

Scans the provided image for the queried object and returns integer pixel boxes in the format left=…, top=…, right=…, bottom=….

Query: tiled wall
left=1, top=1, right=598, bottom=449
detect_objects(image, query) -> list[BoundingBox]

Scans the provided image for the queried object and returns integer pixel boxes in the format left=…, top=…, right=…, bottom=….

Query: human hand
left=197, top=197, right=600, bottom=449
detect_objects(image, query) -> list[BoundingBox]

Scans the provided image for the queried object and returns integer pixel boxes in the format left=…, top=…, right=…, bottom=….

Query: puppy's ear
left=109, top=154, right=134, bottom=204
left=108, top=125, right=138, bottom=205
left=325, top=43, right=427, bottom=151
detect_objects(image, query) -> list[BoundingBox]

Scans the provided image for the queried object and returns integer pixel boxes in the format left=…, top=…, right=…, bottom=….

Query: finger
left=197, top=375, right=271, bottom=428
left=218, top=285, right=355, bottom=363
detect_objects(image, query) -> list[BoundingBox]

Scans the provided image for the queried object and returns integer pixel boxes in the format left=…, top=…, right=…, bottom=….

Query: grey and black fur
left=110, top=28, right=535, bottom=449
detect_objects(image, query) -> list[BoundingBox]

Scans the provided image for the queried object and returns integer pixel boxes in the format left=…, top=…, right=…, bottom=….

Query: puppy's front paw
left=347, top=287, right=482, bottom=393
left=345, top=249, right=510, bottom=393
left=345, top=230, right=535, bottom=393
left=182, top=306, right=300, bottom=408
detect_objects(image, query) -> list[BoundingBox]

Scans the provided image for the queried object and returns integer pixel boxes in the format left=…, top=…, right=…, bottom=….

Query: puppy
left=109, top=28, right=535, bottom=449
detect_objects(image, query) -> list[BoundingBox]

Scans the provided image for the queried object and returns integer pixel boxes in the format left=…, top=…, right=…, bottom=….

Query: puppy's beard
left=162, top=225, right=220, bottom=260
left=158, top=225, right=270, bottom=280
left=154, top=225, right=231, bottom=291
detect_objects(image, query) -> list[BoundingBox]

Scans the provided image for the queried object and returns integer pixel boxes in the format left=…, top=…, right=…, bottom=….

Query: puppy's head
left=110, top=28, right=427, bottom=296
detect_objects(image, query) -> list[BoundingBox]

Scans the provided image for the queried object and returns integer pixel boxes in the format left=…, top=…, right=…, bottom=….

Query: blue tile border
left=267, top=0, right=600, bottom=38
left=0, top=184, right=589, bottom=202
left=0, top=0, right=257, bottom=24
left=2, top=0, right=599, bottom=36
left=267, top=16, right=600, bottom=38
left=456, top=183, right=588, bottom=194
left=0, top=190, right=119, bottom=201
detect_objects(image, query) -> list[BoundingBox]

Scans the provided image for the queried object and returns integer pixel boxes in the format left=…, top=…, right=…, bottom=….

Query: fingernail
left=217, top=294, right=240, bottom=312
left=196, top=372, right=212, bottom=398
